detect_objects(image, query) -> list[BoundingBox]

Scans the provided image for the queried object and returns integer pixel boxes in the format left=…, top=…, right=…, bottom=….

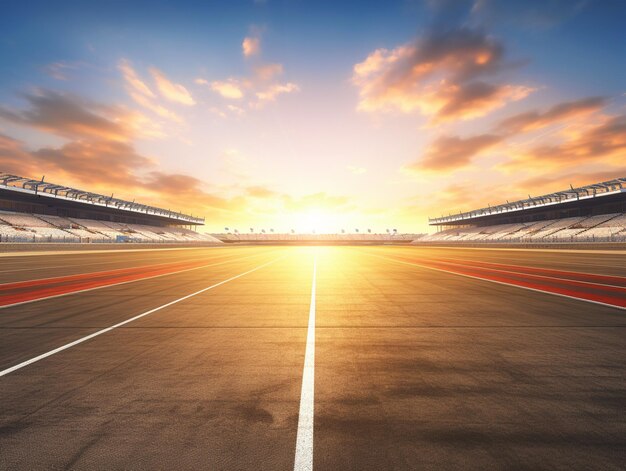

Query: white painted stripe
left=294, top=254, right=317, bottom=471
left=0, top=256, right=284, bottom=377
left=368, top=253, right=626, bottom=311
left=0, top=251, right=273, bottom=310
left=0, top=253, right=188, bottom=274
left=432, top=255, right=626, bottom=284
left=424, top=258, right=626, bottom=290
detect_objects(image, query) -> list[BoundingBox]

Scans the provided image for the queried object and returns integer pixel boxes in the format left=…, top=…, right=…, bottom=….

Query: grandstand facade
left=418, top=178, right=626, bottom=243
left=217, top=232, right=421, bottom=244
left=0, top=173, right=221, bottom=244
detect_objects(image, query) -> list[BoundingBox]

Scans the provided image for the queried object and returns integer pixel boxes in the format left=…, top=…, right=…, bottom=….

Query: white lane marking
left=368, top=253, right=626, bottom=311
left=423, top=255, right=626, bottom=285
left=0, top=254, right=188, bottom=274
left=0, top=256, right=285, bottom=377
left=294, top=254, right=317, bottom=471
left=0, top=253, right=251, bottom=288
left=418, top=258, right=626, bottom=290
left=0, top=251, right=273, bottom=310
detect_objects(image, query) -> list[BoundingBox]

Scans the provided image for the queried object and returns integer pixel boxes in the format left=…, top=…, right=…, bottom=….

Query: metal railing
left=429, top=178, right=626, bottom=225
left=414, top=234, right=626, bottom=244
left=0, top=235, right=213, bottom=244
left=0, top=172, right=204, bottom=225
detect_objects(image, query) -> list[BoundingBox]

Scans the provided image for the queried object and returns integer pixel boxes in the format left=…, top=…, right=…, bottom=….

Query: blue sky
left=0, top=0, right=625, bottom=232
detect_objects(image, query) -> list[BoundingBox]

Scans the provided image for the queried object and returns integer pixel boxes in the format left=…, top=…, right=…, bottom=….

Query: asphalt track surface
left=0, top=246, right=624, bottom=470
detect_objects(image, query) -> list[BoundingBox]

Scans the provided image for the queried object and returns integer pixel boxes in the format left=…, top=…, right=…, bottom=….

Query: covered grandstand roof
left=0, top=173, right=204, bottom=225
left=430, top=178, right=626, bottom=226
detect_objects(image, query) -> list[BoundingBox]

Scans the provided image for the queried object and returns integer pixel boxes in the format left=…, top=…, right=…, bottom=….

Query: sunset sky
left=1, top=0, right=625, bottom=233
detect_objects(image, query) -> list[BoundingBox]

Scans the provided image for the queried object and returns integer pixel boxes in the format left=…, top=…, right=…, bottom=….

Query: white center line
left=0, top=256, right=284, bottom=378
left=294, top=253, right=317, bottom=471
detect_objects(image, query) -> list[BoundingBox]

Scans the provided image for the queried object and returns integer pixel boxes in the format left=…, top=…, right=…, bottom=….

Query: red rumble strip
left=433, top=257, right=626, bottom=288
left=0, top=258, right=229, bottom=308
left=382, top=254, right=626, bottom=310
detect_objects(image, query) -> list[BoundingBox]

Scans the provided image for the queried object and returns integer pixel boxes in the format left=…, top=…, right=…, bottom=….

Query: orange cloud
left=0, top=133, right=37, bottom=175
left=242, top=36, right=260, bottom=57
left=0, top=132, right=243, bottom=218
left=150, top=68, right=196, bottom=106
left=408, top=133, right=503, bottom=172
left=0, top=134, right=150, bottom=189
left=410, top=96, right=609, bottom=173
left=496, top=96, right=606, bottom=134
left=516, top=169, right=626, bottom=195
left=504, top=114, right=626, bottom=170
left=352, top=27, right=533, bottom=122
left=0, top=89, right=134, bottom=142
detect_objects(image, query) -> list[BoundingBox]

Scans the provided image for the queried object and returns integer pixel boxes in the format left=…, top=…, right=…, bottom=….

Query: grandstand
left=417, top=178, right=626, bottom=244
left=0, top=173, right=222, bottom=244
left=216, top=232, right=422, bottom=244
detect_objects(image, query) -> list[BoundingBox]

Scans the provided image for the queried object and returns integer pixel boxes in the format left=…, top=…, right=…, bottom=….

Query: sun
left=293, top=210, right=343, bottom=234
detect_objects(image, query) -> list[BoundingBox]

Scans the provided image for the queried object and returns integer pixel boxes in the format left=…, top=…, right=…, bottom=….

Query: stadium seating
left=217, top=232, right=421, bottom=242
left=415, top=212, right=626, bottom=243
left=0, top=211, right=79, bottom=241
left=0, top=210, right=222, bottom=244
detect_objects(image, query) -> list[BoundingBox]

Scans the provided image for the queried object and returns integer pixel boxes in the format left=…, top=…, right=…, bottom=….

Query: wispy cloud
left=503, top=114, right=626, bottom=171
left=42, top=61, right=81, bottom=81
left=118, top=59, right=155, bottom=98
left=408, top=96, right=607, bottom=172
left=408, top=133, right=503, bottom=172
left=496, top=96, right=605, bottom=134
left=118, top=59, right=182, bottom=123
left=0, top=89, right=147, bottom=142
left=150, top=68, right=196, bottom=105
left=255, top=82, right=299, bottom=104
left=210, top=79, right=246, bottom=99
left=197, top=34, right=299, bottom=110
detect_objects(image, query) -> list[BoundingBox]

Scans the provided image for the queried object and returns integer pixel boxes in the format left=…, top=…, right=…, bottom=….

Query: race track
left=0, top=246, right=624, bottom=470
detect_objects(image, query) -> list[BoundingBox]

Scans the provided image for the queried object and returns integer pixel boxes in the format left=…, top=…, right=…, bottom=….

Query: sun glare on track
left=1, top=1, right=625, bottom=469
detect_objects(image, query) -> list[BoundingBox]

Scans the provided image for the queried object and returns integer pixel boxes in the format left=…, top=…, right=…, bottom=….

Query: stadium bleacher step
left=575, top=213, right=622, bottom=237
